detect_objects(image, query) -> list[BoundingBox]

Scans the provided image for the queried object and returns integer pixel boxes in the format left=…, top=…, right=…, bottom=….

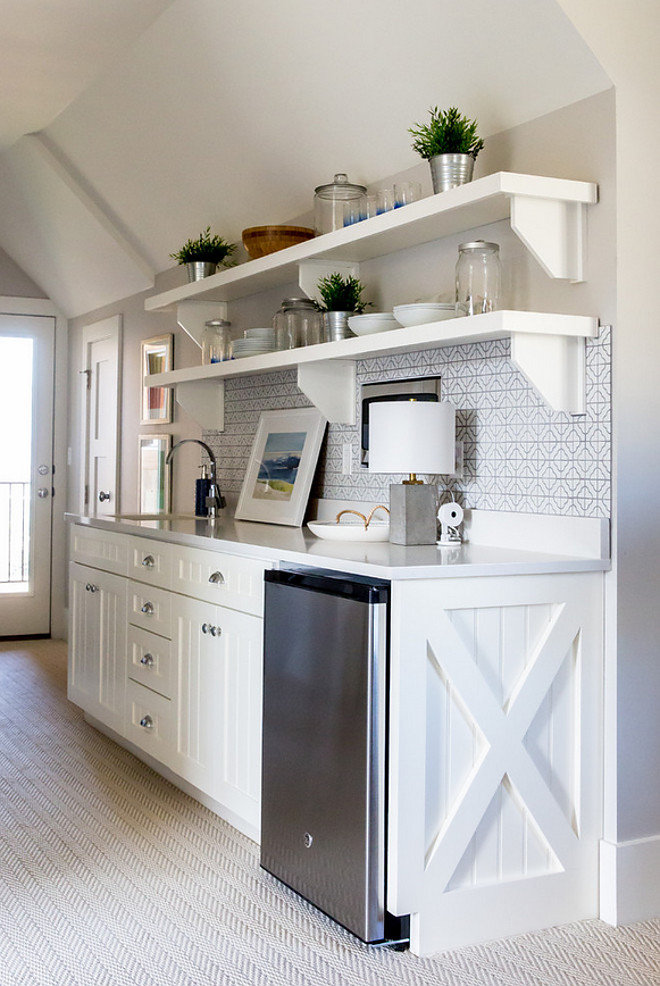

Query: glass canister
left=273, top=298, right=322, bottom=349
left=201, top=318, right=232, bottom=363
left=455, top=241, right=501, bottom=316
left=313, top=173, right=367, bottom=234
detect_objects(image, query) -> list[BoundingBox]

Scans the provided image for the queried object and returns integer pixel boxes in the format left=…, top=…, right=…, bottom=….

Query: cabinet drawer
left=128, top=581, right=172, bottom=638
left=126, top=680, right=175, bottom=766
left=170, top=544, right=270, bottom=615
left=70, top=524, right=129, bottom=575
left=127, top=537, right=172, bottom=589
left=127, top=625, right=173, bottom=698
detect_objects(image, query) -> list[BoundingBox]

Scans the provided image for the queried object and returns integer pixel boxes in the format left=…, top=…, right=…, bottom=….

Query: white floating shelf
left=147, top=310, right=599, bottom=425
left=145, top=172, right=598, bottom=313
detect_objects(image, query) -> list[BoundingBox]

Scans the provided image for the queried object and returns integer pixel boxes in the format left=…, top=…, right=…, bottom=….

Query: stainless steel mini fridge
left=261, top=568, right=407, bottom=945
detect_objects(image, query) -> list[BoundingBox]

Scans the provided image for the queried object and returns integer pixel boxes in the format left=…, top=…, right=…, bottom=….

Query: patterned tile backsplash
left=204, top=325, right=611, bottom=519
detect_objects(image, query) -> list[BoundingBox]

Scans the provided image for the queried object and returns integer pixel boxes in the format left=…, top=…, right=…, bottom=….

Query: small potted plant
left=316, top=272, right=372, bottom=340
left=170, top=226, right=237, bottom=282
left=408, top=106, right=484, bottom=193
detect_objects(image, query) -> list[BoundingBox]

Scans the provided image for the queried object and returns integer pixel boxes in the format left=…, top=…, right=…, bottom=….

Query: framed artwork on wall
left=235, top=407, right=326, bottom=526
left=141, top=334, right=173, bottom=424
left=138, top=434, right=171, bottom=514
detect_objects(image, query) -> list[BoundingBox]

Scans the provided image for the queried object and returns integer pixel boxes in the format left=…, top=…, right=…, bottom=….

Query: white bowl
left=347, top=313, right=401, bottom=336
left=307, top=520, right=390, bottom=542
left=393, top=303, right=456, bottom=327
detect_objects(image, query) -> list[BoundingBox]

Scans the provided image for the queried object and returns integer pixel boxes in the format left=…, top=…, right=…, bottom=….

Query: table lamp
left=369, top=400, right=455, bottom=544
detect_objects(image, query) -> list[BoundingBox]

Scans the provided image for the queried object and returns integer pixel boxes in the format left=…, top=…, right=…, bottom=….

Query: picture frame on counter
left=140, top=333, right=173, bottom=424
left=235, top=407, right=327, bottom=526
left=138, top=434, right=172, bottom=514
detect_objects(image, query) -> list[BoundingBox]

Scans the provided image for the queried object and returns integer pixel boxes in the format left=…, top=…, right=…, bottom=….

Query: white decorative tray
left=307, top=521, right=390, bottom=543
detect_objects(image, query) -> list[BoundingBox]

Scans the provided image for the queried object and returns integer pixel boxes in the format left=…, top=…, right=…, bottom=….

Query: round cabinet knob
left=140, top=653, right=154, bottom=667
left=140, top=602, right=154, bottom=615
left=37, top=487, right=50, bottom=499
left=208, top=571, right=225, bottom=585
left=86, top=583, right=98, bottom=593
left=139, top=715, right=153, bottom=729
left=141, top=555, right=155, bottom=568
left=201, top=623, right=209, bottom=634
left=209, top=625, right=222, bottom=637
left=98, top=490, right=111, bottom=503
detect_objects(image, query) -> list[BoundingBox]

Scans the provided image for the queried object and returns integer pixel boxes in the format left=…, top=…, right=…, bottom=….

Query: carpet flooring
left=0, top=638, right=659, bottom=986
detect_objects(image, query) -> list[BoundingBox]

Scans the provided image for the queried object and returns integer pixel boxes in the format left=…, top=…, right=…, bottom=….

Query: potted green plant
left=316, top=272, right=372, bottom=340
left=170, top=226, right=237, bottom=282
left=408, top=106, right=484, bottom=193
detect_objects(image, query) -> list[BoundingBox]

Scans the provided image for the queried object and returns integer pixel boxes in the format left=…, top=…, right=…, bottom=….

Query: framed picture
left=141, top=334, right=173, bottom=424
left=235, top=408, right=326, bottom=526
left=138, top=434, right=172, bottom=514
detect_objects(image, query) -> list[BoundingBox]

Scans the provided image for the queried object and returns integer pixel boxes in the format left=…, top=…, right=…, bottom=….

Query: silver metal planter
left=429, top=153, right=475, bottom=193
left=186, top=261, right=218, bottom=282
left=323, top=311, right=355, bottom=342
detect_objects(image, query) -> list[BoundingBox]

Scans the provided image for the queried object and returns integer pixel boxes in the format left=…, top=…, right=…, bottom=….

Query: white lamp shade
left=369, top=400, right=455, bottom=475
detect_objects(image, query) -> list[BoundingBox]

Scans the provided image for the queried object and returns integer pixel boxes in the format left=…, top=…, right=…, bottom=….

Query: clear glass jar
left=201, top=318, right=232, bottom=363
left=313, top=173, right=367, bottom=234
left=455, top=240, right=501, bottom=316
left=273, top=298, right=322, bottom=349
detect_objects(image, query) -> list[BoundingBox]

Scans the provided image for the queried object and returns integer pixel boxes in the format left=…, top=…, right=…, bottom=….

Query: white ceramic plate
left=348, top=313, right=401, bottom=335
left=307, top=520, right=390, bottom=542
left=393, top=303, right=456, bottom=327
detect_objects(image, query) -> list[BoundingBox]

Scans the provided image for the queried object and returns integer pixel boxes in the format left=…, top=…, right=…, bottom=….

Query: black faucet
left=165, top=439, right=226, bottom=519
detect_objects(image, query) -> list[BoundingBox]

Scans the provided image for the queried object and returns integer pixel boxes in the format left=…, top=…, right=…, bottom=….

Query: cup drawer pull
left=208, top=571, right=225, bottom=585
left=139, top=715, right=153, bottom=729
left=141, top=555, right=155, bottom=568
left=141, top=602, right=154, bottom=615
left=140, top=653, right=154, bottom=667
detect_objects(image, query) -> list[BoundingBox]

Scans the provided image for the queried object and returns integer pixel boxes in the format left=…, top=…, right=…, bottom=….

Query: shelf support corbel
left=174, top=379, right=225, bottom=431
left=297, top=360, right=356, bottom=424
left=510, top=332, right=586, bottom=415
left=176, top=300, right=229, bottom=347
left=509, top=194, right=587, bottom=282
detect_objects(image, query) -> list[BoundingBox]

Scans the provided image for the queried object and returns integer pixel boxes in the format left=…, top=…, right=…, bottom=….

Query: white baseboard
left=600, top=835, right=660, bottom=925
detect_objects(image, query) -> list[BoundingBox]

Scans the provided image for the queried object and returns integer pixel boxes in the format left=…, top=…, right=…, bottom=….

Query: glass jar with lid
left=313, top=173, right=367, bottom=234
left=201, top=318, right=232, bottom=363
left=273, top=298, right=322, bottom=350
left=455, top=241, right=501, bottom=316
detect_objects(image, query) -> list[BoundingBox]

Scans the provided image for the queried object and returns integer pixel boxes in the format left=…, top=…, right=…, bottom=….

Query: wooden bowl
left=242, top=225, right=315, bottom=259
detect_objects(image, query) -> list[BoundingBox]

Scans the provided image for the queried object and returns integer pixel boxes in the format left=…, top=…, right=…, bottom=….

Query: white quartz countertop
left=67, top=513, right=609, bottom=580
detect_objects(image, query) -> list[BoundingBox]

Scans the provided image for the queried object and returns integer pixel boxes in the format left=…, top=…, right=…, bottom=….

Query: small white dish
left=307, top=520, right=390, bottom=542
left=347, top=312, right=401, bottom=336
left=393, top=303, right=456, bottom=327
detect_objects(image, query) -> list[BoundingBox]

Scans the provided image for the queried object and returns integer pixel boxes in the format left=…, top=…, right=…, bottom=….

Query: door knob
left=37, top=487, right=50, bottom=499
left=98, top=490, right=111, bottom=502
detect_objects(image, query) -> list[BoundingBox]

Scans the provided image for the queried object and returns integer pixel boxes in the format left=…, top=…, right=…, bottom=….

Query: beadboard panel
left=388, top=572, right=603, bottom=953
left=203, top=326, right=610, bottom=519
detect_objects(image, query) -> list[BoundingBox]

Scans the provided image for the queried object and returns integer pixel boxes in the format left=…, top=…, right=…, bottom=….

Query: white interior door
left=82, top=316, right=121, bottom=517
left=0, top=314, right=55, bottom=636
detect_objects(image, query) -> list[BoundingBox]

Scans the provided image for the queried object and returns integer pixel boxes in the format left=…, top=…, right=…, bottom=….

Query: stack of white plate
left=232, top=327, right=277, bottom=358
left=392, top=303, right=456, bottom=326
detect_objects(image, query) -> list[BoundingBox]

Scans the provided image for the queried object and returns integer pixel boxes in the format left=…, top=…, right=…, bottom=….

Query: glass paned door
left=0, top=315, right=54, bottom=636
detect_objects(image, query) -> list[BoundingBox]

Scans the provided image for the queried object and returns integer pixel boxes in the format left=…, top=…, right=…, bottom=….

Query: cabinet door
left=68, top=562, right=127, bottom=734
left=172, top=595, right=263, bottom=832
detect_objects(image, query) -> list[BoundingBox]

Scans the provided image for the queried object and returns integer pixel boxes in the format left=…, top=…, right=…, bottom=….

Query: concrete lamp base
left=389, top=483, right=438, bottom=545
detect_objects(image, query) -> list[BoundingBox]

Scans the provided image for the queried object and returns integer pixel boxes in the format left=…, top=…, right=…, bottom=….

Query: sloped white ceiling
left=0, top=0, right=177, bottom=150
left=0, top=0, right=612, bottom=317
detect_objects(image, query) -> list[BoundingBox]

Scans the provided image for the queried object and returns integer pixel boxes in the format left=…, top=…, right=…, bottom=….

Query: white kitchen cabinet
left=171, top=593, right=263, bottom=834
left=68, top=522, right=269, bottom=840
left=68, top=561, right=127, bottom=735
left=387, top=571, right=602, bottom=955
